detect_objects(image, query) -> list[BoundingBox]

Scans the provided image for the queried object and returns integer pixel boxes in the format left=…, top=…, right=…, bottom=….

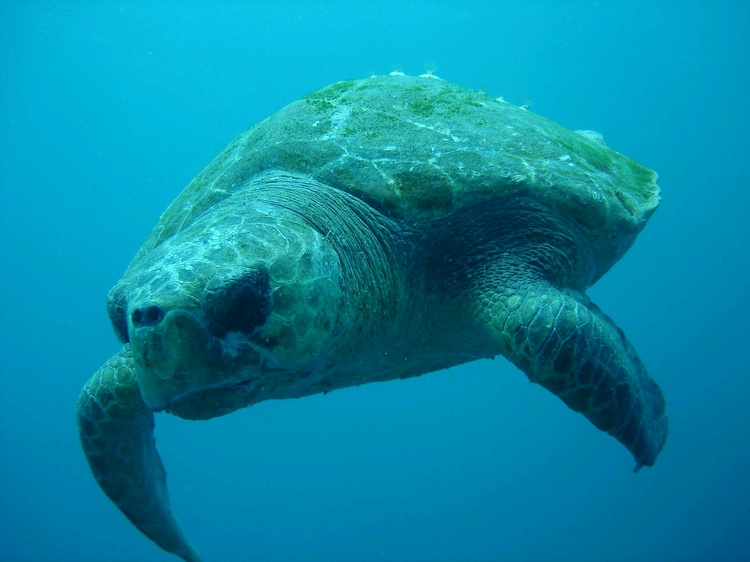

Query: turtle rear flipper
left=475, top=269, right=668, bottom=469
left=77, top=346, right=201, bottom=562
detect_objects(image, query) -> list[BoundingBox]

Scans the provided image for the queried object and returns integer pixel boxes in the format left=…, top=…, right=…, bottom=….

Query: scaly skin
left=477, top=273, right=667, bottom=469
left=77, top=346, right=200, bottom=562
left=427, top=199, right=668, bottom=469
left=77, top=188, right=668, bottom=561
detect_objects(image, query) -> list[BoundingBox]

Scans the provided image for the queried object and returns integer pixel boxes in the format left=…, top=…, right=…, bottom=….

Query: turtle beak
left=129, top=305, right=221, bottom=409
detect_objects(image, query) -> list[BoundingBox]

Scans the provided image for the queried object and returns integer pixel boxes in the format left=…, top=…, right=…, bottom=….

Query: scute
left=128, top=74, right=659, bottom=281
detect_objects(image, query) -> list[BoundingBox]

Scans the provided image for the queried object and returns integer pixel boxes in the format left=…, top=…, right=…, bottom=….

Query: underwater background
left=1, top=2, right=748, bottom=561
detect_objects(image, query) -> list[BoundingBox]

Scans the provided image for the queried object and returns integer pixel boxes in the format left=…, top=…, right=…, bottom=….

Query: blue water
left=1, top=2, right=748, bottom=561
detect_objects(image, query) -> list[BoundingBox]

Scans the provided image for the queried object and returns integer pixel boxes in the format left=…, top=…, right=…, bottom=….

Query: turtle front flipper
left=476, top=273, right=668, bottom=470
left=77, top=345, right=201, bottom=562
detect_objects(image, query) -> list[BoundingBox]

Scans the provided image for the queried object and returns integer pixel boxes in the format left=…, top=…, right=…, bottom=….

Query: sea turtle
left=77, top=74, right=668, bottom=561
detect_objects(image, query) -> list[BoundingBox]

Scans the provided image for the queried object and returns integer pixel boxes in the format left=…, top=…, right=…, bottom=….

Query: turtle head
left=107, top=199, right=342, bottom=410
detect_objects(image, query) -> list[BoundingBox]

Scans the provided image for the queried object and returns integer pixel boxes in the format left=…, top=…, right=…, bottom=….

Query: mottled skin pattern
left=78, top=75, right=668, bottom=561
left=78, top=349, right=199, bottom=562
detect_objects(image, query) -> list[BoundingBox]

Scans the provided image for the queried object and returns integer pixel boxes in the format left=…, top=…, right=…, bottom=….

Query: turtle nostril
left=131, top=304, right=166, bottom=327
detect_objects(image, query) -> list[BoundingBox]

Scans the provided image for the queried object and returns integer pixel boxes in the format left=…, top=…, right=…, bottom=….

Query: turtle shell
left=133, top=74, right=659, bottom=277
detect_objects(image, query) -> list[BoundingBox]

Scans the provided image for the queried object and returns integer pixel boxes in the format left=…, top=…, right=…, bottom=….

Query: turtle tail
left=77, top=345, right=201, bottom=562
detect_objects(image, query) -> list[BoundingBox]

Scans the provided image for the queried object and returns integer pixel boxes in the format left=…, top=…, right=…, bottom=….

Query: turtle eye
left=205, top=268, right=272, bottom=338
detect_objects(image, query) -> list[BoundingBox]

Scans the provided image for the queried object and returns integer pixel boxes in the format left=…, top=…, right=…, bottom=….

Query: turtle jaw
left=129, top=307, right=263, bottom=410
